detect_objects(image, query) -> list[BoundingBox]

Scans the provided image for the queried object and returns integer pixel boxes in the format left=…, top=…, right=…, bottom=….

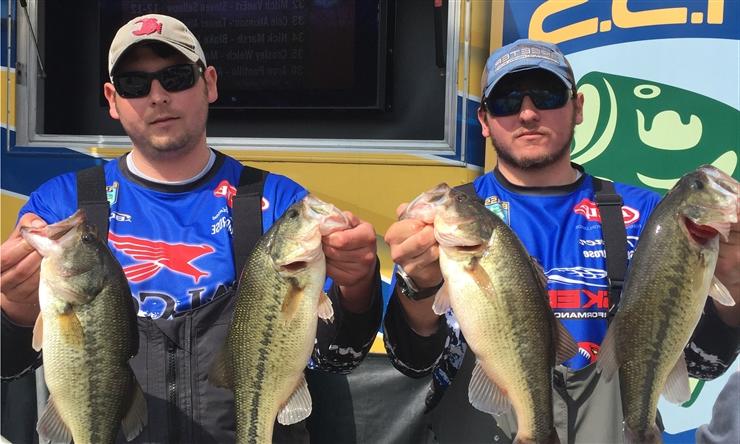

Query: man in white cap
left=1, top=13, right=382, bottom=443
left=382, top=38, right=740, bottom=443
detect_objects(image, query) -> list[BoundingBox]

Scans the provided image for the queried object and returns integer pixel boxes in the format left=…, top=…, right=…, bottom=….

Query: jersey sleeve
left=685, top=299, right=740, bottom=380
left=309, top=260, right=384, bottom=373
left=1, top=312, right=42, bottom=380
left=381, top=267, right=447, bottom=377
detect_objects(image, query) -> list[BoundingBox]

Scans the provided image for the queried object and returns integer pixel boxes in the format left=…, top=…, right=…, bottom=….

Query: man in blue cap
left=383, top=39, right=739, bottom=443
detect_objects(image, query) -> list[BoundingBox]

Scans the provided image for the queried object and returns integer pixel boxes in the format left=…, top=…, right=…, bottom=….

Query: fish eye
left=286, top=209, right=299, bottom=218
left=456, top=193, right=468, bottom=202
left=81, top=233, right=94, bottom=243
left=690, top=180, right=704, bottom=190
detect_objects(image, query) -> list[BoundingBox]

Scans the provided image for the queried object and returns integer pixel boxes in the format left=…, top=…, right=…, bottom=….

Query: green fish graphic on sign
left=572, top=72, right=739, bottom=193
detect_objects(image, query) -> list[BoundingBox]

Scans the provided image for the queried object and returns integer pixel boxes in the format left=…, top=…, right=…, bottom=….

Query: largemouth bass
left=209, top=195, right=350, bottom=444
left=403, top=184, right=578, bottom=444
left=22, top=210, right=147, bottom=444
left=597, top=165, right=738, bottom=444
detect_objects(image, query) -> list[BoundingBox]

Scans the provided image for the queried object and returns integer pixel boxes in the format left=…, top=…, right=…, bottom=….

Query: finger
left=398, top=245, right=440, bottom=275
left=384, top=219, right=427, bottom=246
left=323, top=222, right=376, bottom=250
left=1, top=250, right=42, bottom=292
left=324, top=246, right=377, bottom=266
left=391, top=225, right=437, bottom=263
left=396, top=203, right=410, bottom=218
left=1, top=270, right=40, bottom=304
left=342, top=211, right=361, bottom=228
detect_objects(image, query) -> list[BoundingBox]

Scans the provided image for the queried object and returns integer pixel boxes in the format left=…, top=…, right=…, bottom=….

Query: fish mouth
left=435, top=224, right=485, bottom=254
left=682, top=217, right=723, bottom=245
left=279, top=261, right=309, bottom=273
left=453, top=244, right=485, bottom=254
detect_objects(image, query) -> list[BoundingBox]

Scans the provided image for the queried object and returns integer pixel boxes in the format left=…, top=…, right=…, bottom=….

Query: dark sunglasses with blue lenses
left=484, top=84, right=572, bottom=116
left=113, top=64, right=203, bottom=99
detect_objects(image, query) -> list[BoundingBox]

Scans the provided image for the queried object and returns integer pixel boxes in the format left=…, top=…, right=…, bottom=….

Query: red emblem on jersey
left=109, top=232, right=214, bottom=283
left=214, top=180, right=238, bottom=208
left=573, top=199, right=640, bottom=226
left=578, top=341, right=601, bottom=364
left=132, top=18, right=163, bottom=36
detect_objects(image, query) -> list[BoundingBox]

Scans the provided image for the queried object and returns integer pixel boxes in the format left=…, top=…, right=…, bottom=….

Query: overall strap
left=232, top=166, right=268, bottom=276
left=76, top=165, right=109, bottom=241
left=592, top=177, right=628, bottom=321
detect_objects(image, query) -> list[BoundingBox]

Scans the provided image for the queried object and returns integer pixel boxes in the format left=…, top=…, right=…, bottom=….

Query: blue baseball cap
left=481, top=39, right=575, bottom=99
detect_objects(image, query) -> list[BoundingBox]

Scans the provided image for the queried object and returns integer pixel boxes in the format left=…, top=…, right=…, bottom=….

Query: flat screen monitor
left=100, top=0, right=391, bottom=110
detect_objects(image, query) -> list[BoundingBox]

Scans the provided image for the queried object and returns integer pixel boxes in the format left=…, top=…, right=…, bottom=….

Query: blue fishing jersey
left=471, top=166, right=661, bottom=369
left=19, top=151, right=307, bottom=320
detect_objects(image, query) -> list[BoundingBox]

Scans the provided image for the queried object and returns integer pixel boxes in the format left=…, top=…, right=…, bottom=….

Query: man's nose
left=518, top=95, right=540, bottom=122
left=148, top=79, right=170, bottom=104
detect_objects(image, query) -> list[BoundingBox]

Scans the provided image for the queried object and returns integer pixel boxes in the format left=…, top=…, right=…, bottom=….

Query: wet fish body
left=210, top=195, right=349, bottom=444
left=405, top=185, right=577, bottom=444
left=598, top=165, right=738, bottom=444
left=22, top=210, right=146, bottom=444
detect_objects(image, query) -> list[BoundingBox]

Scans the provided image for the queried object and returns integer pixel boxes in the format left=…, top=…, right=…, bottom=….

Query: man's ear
left=103, top=83, right=120, bottom=120
left=574, top=92, right=584, bottom=125
left=477, top=107, right=491, bottom=138
left=204, top=66, right=218, bottom=103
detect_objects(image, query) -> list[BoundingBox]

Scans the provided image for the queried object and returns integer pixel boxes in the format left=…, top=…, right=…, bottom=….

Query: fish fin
left=32, top=313, right=44, bottom=352
left=121, top=376, right=148, bottom=442
left=662, top=354, right=691, bottom=404
left=465, top=259, right=498, bottom=302
left=317, top=291, right=334, bottom=323
left=553, top=319, right=579, bottom=364
left=59, top=309, right=84, bottom=348
left=281, top=283, right=304, bottom=324
left=468, top=360, right=510, bottom=415
left=596, top=325, right=619, bottom=382
left=208, top=346, right=231, bottom=389
left=36, top=395, right=72, bottom=444
left=709, top=276, right=735, bottom=306
left=529, top=256, right=549, bottom=294
left=277, top=375, right=312, bottom=425
left=432, top=282, right=451, bottom=315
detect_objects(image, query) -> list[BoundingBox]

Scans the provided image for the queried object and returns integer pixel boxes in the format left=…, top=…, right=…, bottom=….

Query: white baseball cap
left=108, top=14, right=206, bottom=79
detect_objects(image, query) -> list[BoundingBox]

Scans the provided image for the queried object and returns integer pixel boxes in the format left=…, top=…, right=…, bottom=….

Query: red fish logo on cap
left=132, top=18, right=163, bottom=36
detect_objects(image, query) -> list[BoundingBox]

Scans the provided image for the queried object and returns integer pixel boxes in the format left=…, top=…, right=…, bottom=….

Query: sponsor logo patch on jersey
left=484, top=196, right=510, bottom=225
left=573, top=198, right=640, bottom=226
left=109, top=232, right=215, bottom=283
left=106, top=181, right=119, bottom=206
left=213, top=180, right=237, bottom=208
left=262, top=197, right=270, bottom=211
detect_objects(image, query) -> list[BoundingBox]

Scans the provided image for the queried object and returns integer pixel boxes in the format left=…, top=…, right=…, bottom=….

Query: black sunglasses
left=484, top=85, right=572, bottom=116
left=113, top=64, right=203, bottom=99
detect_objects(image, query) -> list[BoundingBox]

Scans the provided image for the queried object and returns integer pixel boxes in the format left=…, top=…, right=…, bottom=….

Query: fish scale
left=406, top=184, right=577, bottom=444
left=444, top=215, right=559, bottom=442
left=211, top=195, right=348, bottom=444
left=598, top=164, right=738, bottom=444
left=24, top=210, right=146, bottom=444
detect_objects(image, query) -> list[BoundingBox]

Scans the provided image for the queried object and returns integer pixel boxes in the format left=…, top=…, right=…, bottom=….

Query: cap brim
left=109, top=38, right=200, bottom=78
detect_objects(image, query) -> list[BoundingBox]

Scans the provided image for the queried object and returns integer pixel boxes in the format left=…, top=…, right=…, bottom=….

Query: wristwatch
left=395, top=267, right=443, bottom=301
